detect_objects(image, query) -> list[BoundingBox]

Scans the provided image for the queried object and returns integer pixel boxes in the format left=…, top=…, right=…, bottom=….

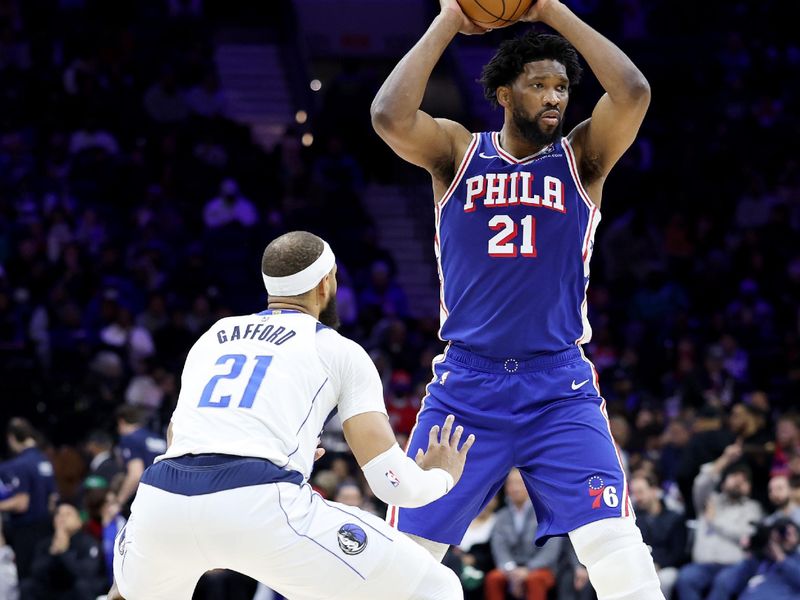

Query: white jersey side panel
left=161, top=311, right=386, bottom=481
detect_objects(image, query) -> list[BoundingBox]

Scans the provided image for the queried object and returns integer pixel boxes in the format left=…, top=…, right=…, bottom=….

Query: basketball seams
left=460, top=0, right=531, bottom=27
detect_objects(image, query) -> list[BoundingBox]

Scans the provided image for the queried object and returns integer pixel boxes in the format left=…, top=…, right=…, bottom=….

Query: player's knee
left=410, top=562, right=463, bottom=600
left=569, top=517, right=664, bottom=600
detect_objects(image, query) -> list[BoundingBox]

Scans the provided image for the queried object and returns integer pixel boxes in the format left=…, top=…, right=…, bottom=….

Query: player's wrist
left=435, top=8, right=466, bottom=35
left=428, top=467, right=455, bottom=493
left=532, top=1, right=569, bottom=27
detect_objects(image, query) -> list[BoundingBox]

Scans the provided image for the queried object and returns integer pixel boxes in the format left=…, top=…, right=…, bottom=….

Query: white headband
left=262, top=241, right=336, bottom=296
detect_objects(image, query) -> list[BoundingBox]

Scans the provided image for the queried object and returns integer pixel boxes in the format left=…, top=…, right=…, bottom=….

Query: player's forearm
left=371, top=12, right=460, bottom=130
left=117, top=474, right=140, bottom=507
left=539, top=3, right=649, bottom=103
left=0, top=492, right=29, bottom=513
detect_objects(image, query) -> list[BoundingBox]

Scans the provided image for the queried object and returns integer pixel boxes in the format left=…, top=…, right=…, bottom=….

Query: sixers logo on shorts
left=588, top=475, right=605, bottom=509
left=588, top=475, right=620, bottom=509
left=337, top=523, right=368, bottom=555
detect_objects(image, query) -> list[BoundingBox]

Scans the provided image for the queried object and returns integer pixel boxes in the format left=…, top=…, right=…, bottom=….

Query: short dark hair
left=7, top=417, right=37, bottom=444
left=86, top=430, right=114, bottom=448
left=116, top=404, right=146, bottom=426
left=632, top=472, right=659, bottom=489
left=725, top=462, right=753, bottom=483
left=261, top=231, right=324, bottom=279
left=480, top=31, right=583, bottom=106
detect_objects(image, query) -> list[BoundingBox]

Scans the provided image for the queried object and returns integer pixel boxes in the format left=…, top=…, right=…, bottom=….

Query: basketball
left=456, top=0, right=535, bottom=28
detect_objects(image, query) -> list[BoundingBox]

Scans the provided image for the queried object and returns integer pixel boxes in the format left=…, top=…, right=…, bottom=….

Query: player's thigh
left=391, top=395, right=513, bottom=545
left=230, top=483, right=439, bottom=600
left=113, top=485, right=206, bottom=600
left=516, top=386, right=630, bottom=542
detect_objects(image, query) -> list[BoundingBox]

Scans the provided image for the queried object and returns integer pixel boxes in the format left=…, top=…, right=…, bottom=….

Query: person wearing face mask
left=675, top=444, right=763, bottom=600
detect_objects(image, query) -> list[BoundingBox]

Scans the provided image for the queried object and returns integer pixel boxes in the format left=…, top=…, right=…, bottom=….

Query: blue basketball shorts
left=387, top=345, right=631, bottom=546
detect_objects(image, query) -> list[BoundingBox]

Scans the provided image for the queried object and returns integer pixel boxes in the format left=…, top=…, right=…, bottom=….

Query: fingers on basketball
left=456, top=0, right=534, bottom=29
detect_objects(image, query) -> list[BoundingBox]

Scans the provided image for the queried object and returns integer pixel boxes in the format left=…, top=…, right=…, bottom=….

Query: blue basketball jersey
left=435, top=132, right=601, bottom=358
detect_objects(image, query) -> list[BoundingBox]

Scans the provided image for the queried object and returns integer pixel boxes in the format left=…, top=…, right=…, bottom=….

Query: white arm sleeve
left=362, top=444, right=454, bottom=508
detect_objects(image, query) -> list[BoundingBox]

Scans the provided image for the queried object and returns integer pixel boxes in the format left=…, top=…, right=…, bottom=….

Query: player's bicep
left=342, top=412, right=397, bottom=468
left=372, top=110, right=466, bottom=174
left=574, top=90, right=650, bottom=175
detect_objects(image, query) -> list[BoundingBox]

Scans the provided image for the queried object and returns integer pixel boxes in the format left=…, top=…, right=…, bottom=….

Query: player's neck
left=267, top=301, right=318, bottom=320
left=498, top=126, right=548, bottom=159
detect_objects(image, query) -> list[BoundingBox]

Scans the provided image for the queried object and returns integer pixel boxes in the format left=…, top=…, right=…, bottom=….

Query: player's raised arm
left=370, top=1, right=480, bottom=180
left=343, top=412, right=474, bottom=508
left=523, top=0, right=650, bottom=190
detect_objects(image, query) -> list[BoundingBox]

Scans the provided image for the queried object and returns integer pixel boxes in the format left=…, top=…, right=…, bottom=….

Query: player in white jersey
left=108, top=231, right=474, bottom=600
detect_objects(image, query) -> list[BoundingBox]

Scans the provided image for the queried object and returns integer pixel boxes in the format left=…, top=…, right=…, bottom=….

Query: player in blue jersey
left=372, top=1, right=661, bottom=599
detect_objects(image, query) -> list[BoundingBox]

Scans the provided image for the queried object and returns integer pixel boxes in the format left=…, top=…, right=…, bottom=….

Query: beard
left=726, top=488, right=745, bottom=502
left=319, top=294, right=341, bottom=330
left=512, top=106, right=564, bottom=147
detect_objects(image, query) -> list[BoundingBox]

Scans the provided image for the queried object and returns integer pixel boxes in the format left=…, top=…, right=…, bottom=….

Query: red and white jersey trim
left=438, top=134, right=479, bottom=208
left=561, top=138, right=596, bottom=211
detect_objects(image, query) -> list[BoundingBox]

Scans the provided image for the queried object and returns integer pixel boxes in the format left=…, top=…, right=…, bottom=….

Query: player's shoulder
left=315, top=324, right=363, bottom=356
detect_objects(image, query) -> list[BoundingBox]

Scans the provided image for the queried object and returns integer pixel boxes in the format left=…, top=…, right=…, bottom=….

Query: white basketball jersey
left=161, top=309, right=386, bottom=480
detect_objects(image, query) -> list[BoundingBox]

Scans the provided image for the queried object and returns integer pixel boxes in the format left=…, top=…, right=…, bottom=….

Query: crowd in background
left=0, top=0, right=799, bottom=598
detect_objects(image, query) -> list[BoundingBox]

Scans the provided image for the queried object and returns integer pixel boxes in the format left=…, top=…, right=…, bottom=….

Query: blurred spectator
left=486, top=469, right=562, bottom=600
left=772, top=413, right=800, bottom=477
left=0, top=519, right=19, bottom=600
left=68, top=118, right=119, bottom=156
left=676, top=406, right=735, bottom=519
left=629, top=473, right=686, bottom=599
left=555, top=542, right=595, bottom=600
left=143, top=66, right=189, bottom=123
left=20, top=502, right=106, bottom=600
left=447, top=495, right=498, bottom=600
left=115, top=405, right=167, bottom=512
left=717, top=518, right=800, bottom=600
left=359, top=260, right=408, bottom=319
left=99, top=307, right=156, bottom=371
left=84, top=430, right=122, bottom=486
left=186, top=71, right=227, bottom=118
left=765, top=475, right=800, bottom=526
left=676, top=446, right=763, bottom=600
left=203, top=178, right=258, bottom=229
left=0, top=418, right=57, bottom=580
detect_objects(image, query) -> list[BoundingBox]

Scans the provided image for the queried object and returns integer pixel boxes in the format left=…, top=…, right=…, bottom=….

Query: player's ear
left=497, top=86, right=511, bottom=109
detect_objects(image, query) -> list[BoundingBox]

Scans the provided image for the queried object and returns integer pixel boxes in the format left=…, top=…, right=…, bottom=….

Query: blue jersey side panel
left=436, top=132, right=601, bottom=358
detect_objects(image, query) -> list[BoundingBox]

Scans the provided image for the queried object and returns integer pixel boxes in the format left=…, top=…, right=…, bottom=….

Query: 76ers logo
left=588, top=476, right=619, bottom=509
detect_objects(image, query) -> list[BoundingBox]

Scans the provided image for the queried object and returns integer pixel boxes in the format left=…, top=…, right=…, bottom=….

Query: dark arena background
left=0, top=1, right=798, bottom=599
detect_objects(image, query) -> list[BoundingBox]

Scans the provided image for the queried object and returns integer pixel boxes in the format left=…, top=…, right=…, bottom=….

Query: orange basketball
left=456, top=0, right=535, bottom=28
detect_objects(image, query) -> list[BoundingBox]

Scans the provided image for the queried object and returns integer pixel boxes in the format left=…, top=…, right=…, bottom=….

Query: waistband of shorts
left=141, top=453, right=303, bottom=496
left=445, top=345, right=583, bottom=374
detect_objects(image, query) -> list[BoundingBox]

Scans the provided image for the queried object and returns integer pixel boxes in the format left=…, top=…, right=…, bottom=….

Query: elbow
left=627, top=74, right=651, bottom=105
left=370, top=101, right=393, bottom=135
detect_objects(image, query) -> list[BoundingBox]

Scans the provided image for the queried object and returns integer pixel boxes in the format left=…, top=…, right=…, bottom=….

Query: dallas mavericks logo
left=117, top=525, right=128, bottom=556
left=337, top=523, right=368, bottom=555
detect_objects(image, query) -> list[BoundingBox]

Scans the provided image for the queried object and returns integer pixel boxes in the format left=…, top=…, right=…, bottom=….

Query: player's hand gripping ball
left=456, top=0, right=535, bottom=28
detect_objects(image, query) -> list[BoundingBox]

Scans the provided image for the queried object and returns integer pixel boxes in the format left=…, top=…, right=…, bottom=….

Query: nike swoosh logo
left=479, top=152, right=501, bottom=159
left=571, top=379, right=590, bottom=390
